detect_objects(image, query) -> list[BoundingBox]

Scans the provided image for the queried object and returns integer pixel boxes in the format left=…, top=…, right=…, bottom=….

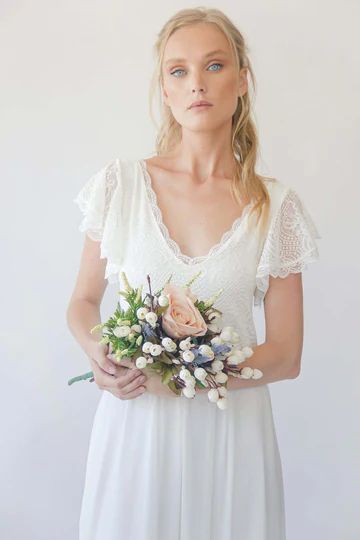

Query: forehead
left=163, top=22, right=232, bottom=64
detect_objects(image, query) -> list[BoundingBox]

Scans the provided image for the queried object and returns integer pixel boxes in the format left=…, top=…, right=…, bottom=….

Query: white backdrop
left=1, top=1, right=359, bottom=539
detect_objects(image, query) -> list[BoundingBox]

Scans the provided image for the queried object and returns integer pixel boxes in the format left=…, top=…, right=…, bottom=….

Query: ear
left=238, top=67, right=248, bottom=97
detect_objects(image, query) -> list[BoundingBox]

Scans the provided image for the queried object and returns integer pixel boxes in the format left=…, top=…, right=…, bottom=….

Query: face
left=161, top=22, right=248, bottom=132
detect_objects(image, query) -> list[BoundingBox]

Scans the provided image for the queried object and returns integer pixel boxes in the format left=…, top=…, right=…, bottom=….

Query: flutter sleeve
left=253, top=187, right=322, bottom=307
left=73, top=159, right=125, bottom=283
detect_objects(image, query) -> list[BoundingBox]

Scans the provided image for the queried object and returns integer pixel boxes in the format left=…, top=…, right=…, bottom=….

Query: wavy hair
left=148, top=6, right=272, bottom=239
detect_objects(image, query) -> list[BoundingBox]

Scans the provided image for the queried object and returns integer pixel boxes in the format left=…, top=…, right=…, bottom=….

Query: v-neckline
left=138, top=159, right=253, bottom=266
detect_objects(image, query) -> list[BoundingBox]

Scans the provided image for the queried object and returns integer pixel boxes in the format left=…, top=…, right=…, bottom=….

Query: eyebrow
left=164, top=49, right=228, bottom=66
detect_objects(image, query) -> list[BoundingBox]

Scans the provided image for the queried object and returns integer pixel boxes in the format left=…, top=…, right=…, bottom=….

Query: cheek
left=219, top=75, right=238, bottom=100
left=163, top=74, right=176, bottom=95
left=214, top=78, right=240, bottom=117
left=163, top=72, right=192, bottom=103
left=165, top=81, right=187, bottom=107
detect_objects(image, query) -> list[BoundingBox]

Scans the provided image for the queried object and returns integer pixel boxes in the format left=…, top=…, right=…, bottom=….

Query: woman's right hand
left=88, top=342, right=147, bottom=400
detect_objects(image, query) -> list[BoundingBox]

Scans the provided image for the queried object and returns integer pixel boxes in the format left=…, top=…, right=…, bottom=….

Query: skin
left=144, top=23, right=250, bottom=259
left=66, top=22, right=303, bottom=401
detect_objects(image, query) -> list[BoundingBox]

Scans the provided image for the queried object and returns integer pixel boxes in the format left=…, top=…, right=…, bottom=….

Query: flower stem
left=68, top=371, right=94, bottom=385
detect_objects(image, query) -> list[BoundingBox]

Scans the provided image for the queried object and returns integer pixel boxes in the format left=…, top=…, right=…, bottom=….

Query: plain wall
left=1, top=1, right=359, bottom=539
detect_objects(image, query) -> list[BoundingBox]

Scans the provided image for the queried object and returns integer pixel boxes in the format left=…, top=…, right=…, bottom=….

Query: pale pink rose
left=161, top=283, right=207, bottom=339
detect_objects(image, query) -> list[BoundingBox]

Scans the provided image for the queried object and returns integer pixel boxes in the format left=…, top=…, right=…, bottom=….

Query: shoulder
left=80, top=158, right=119, bottom=193
left=94, top=156, right=141, bottom=175
left=262, top=176, right=288, bottom=195
left=262, top=177, right=315, bottom=215
left=88, top=157, right=141, bottom=190
left=115, top=157, right=147, bottom=185
left=261, top=177, right=291, bottom=217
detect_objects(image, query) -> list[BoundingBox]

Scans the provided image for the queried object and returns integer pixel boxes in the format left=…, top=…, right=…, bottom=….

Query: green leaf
left=171, top=365, right=179, bottom=376
left=168, top=379, right=181, bottom=396
left=148, top=361, right=163, bottom=371
left=161, top=367, right=173, bottom=385
left=158, top=352, right=173, bottom=365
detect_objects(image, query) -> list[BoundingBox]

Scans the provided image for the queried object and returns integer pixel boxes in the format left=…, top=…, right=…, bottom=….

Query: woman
left=67, top=7, right=321, bottom=539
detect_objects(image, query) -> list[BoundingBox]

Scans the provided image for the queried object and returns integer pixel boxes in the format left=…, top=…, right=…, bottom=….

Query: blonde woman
left=67, top=7, right=321, bottom=540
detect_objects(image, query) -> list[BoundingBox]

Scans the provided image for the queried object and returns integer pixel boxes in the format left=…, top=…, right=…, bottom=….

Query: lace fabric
left=75, top=159, right=293, bottom=540
left=73, top=159, right=123, bottom=283
left=139, top=159, right=254, bottom=265
left=254, top=187, right=321, bottom=307
left=73, top=158, right=321, bottom=305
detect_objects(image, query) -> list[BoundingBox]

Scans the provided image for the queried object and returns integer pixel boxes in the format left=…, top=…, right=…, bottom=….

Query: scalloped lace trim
left=139, top=159, right=253, bottom=265
left=253, top=187, right=321, bottom=307
left=74, top=160, right=118, bottom=240
left=73, top=159, right=121, bottom=283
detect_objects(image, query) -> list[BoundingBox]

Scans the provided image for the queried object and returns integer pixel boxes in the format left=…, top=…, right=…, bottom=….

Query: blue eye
left=170, top=68, right=186, bottom=77
left=170, top=62, right=223, bottom=77
left=208, top=62, right=223, bottom=71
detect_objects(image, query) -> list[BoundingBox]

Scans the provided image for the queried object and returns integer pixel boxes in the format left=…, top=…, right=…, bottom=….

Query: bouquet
left=68, top=271, right=263, bottom=410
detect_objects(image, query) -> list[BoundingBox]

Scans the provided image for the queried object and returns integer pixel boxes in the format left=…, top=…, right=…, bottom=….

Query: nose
left=192, top=86, right=205, bottom=93
left=191, top=72, right=206, bottom=94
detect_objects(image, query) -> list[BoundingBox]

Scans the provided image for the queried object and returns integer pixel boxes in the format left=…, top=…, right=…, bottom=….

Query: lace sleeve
left=73, top=159, right=124, bottom=283
left=73, top=160, right=118, bottom=241
left=254, top=187, right=321, bottom=307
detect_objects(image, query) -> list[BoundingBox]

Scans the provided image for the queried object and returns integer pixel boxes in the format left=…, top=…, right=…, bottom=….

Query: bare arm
left=225, top=272, right=303, bottom=391
left=66, top=234, right=111, bottom=361
left=66, top=234, right=150, bottom=399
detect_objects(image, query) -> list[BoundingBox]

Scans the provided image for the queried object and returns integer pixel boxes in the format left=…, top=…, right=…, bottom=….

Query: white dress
left=73, top=158, right=321, bottom=540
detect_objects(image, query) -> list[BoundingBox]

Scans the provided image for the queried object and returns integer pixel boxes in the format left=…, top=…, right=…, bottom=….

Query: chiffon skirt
left=78, top=385, right=286, bottom=540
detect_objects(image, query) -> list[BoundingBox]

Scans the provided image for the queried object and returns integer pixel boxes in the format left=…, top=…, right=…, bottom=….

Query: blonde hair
left=148, top=6, right=272, bottom=239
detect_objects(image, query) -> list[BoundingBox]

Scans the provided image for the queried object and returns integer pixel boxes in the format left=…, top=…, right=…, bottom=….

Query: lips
left=189, top=100, right=213, bottom=109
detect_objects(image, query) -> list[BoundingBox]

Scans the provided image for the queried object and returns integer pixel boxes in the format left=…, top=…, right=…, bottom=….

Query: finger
left=92, top=364, right=140, bottom=391
left=91, top=359, right=137, bottom=388
left=95, top=353, right=118, bottom=375
left=107, top=354, right=137, bottom=370
left=121, top=381, right=146, bottom=399
left=112, top=385, right=146, bottom=400
left=114, top=368, right=145, bottom=390
left=117, top=358, right=138, bottom=370
left=98, top=364, right=139, bottom=387
left=118, top=372, right=147, bottom=395
left=125, top=386, right=147, bottom=399
left=89, top=357, right=116, bottom=387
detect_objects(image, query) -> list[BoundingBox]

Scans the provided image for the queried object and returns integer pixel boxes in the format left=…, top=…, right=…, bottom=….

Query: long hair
left=148, top=7, right=272, bottom=240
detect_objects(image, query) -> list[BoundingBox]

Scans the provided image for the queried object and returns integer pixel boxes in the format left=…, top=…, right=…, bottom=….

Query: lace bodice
left=139, top=159, right=255, bottom=266
left=74, top=158, right=321, bottom=347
